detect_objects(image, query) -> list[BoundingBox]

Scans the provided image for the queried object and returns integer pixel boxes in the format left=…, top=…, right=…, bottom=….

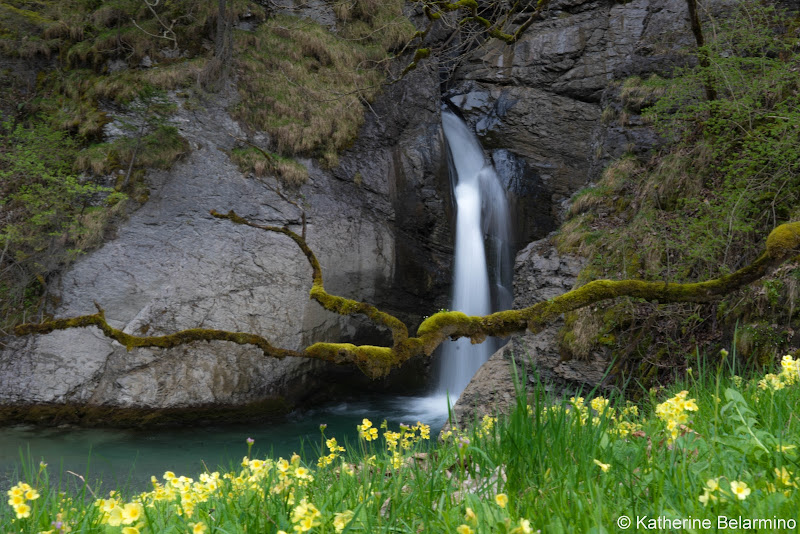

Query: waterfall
left=436, top=111, right=513, bottom=399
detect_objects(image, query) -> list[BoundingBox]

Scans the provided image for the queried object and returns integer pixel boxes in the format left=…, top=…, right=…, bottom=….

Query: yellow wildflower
left=464, top=507, right=477, bottom=523
left=107, top=506, right=124, bottom=527
left=590, top=397, right=609, bottom=413
left=121, top=527, right=140, bottom=534
left=593, top=459, right=611, bottom=472
left=655, top=390, right=698, bottom=443
left=191, top=522, right=208, bottom=533
left=15, top=502, right=31, bottom=518
left=511, top=519, right=534, bottom=534
left=698, top=490, right=716, bottom=505
left=730, top=480, right=751, bottom=500
left=121, top=502, right=143, bottom=525
left=456, top=525, right=474, bottom=534
left=775, top=467, right=797, bottom=487
left=759, top=373, right=784, bottom=391
left=417, top=422, right=431, bottom=440
left=495, top=493, right=508, bottom=508
left=333, top=510, right=354, bottom=533
left=295, top=515, right=318, bottom=533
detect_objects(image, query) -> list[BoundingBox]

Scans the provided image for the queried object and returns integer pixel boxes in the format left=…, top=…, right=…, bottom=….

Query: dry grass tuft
left=620, top=75, right=668, bottom=113
left=640, top=145, right=710, bottom=210
left=233, top=15, right=386, bottom=164
left=230, top=147, right=309, bottom=187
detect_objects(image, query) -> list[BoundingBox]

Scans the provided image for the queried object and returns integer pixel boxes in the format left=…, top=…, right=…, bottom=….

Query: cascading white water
left=436, top=111, right=513, bottom=399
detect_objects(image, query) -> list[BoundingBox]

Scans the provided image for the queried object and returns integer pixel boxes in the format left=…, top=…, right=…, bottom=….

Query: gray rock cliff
left=0, top=61, right=451, bottom=422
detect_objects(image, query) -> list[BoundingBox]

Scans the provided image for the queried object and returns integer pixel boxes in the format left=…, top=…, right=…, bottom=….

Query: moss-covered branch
left=14, top=217, right=800, bottom=379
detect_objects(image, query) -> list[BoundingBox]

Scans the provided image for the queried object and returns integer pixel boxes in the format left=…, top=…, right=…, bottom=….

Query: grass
left=3, top=350, right=799, bottom=533
left=230, top=147, right=309, bottom=188
left=233, top=15, right=382, bottom=168
left=232, top=0, right=414, bottom=169
left=74, top=125, right=189, bottom=177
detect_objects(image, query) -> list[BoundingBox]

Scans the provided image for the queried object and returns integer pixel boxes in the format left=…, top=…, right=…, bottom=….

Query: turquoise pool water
left=0, top=394, right=450, bottom=493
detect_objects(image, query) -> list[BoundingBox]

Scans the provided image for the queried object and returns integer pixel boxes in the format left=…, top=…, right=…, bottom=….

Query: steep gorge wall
left=1, top=0, right=705, bottom=424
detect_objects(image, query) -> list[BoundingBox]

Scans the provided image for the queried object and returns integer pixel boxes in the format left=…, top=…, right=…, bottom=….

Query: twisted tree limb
left=15, top=214, right=800, bottom=378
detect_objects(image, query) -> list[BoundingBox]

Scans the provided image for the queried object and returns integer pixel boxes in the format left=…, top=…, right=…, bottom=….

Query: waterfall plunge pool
left=0, top=394, right=450, bottom=492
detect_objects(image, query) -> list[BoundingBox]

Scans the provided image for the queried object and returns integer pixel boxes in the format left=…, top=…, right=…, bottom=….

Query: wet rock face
left=334, top=63, right=454, bottom=328
left=445, top=0, right=697, bottom=242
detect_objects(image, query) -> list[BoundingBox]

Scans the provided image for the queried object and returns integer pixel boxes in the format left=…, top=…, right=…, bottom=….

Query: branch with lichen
left=14, top=215, right=800, bottom=379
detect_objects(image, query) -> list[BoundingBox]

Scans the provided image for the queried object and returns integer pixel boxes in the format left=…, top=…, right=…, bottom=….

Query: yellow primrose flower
left=191, top=521, right=208, bottom=533
left=24, top=489, right=40, bottom=501
left=8, top=493, right=25, bottom=507
left=107, top=506, right=124, bottom=527
left=593, top=459, right=611, bottom=472
left=775, top=467, right=797, bottom=487
left=456, top=525, right=474, bottom=534
left=418, top=422, right=431, bottom=440
left=511, top=519, right=534, bottom=534
left=333, top=510, right=354, bottom=533
left=698, top=490, right=716, bottom=505
left=14, top=502, right=31, bottom=518
left=326, top=438, right=344, bottom=452
left=730, top=480, right=751, bottom=500
left=495, top=493, right=508, bottom=508
left=590, top=397, right=609, bottom=413
left=121, top=502, right=143, bottom=524
left=706, top=478, right=720, bottom=492
left=121, top=527, right=140, bottom=534
left=465, top=507, right=477, bottom=523
left=295, top=515, right=318, bottom=532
